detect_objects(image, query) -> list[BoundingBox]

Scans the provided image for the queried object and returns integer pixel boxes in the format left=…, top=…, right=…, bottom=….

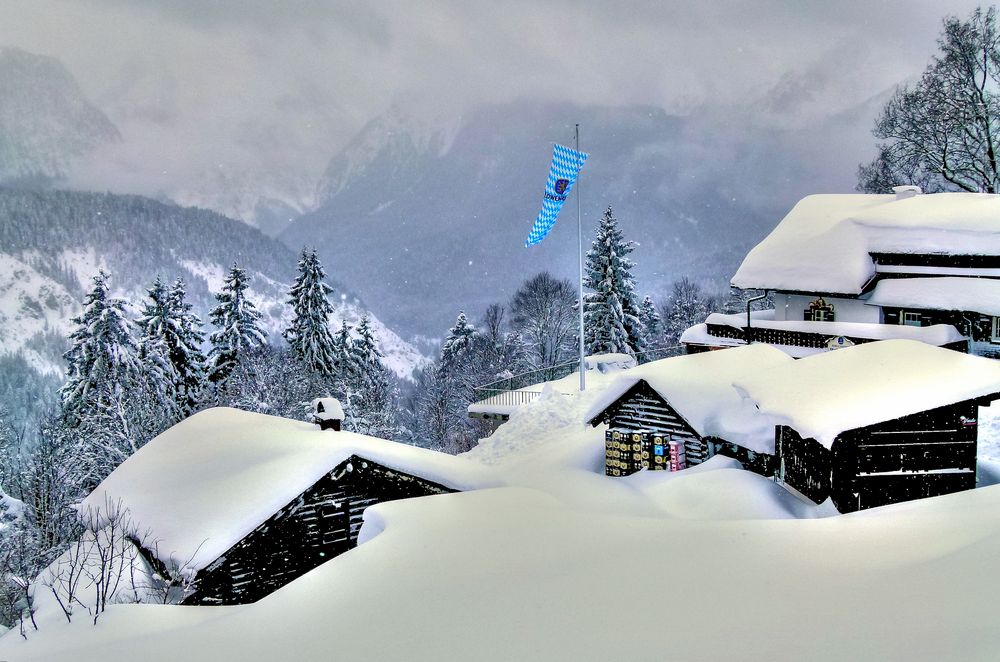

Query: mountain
left=0, top=47, right=119, bottom=184
left=0, top=188, right=429, bottom=423
left=283, top=101, right=788, bottom=340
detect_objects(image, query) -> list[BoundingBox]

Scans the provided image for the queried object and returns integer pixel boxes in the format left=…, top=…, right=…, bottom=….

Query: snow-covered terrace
left=81, top=408, right=501, bottom=573
left=733, top=192, right=1000, bottom=293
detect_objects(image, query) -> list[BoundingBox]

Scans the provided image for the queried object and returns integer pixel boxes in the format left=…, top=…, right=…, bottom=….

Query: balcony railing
left=470, top=345, right=685, bottom=413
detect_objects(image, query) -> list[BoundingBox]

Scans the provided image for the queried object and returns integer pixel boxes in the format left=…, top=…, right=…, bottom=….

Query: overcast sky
left=0, top=0, right=990, bottom=214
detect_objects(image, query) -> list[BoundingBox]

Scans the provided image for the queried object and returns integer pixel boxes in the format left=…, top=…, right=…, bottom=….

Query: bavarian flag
left=525, top=143, right=589, bottom=246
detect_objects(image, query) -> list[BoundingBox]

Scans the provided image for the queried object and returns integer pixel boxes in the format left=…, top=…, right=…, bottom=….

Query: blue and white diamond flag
left=524, top=143, right=589, bottom=247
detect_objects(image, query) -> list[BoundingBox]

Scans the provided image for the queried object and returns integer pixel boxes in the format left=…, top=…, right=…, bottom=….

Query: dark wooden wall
left=775, top=426, right=830, bottom=504
left=596, top=381, right=710, bottom=465
left=180, top=456, right=454, bottom=605
left=829, top=400, right=980, bottom=513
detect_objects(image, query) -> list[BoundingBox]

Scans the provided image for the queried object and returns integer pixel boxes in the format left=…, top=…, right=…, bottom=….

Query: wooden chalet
left=584, top=345, right=792, bottom=478
left=80, top=408, right=495, bottom=605
left=733, top=340, right=1000, bottom=512
left=682, top=190, right=1000, bottom=359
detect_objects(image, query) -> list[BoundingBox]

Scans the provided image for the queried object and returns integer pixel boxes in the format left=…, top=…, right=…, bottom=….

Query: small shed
left=585, top=345, right=794, bottom=476
left=734, top=340, right=1000, bottom=512
left=312, top=397, right=344, bottom=431
left=80, top=407, right=497, bottom=605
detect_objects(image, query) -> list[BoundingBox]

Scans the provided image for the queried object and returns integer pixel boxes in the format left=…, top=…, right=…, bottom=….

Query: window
left=804, top=298, right=835, bottom=322
left=901, top=311, right=923, bottom=327
left=992, top=316, right=1000, bottom=342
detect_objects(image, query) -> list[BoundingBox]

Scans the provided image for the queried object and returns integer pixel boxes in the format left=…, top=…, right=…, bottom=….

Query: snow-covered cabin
left=682, top=190, right=1000, bottom=358
left=734, top=340, right=1000, bottom=512
left=585, top=345, right=793, bottom=475
left=311, top=397, right=344, bottom=431
left=80, top=408, right=497, bottom=605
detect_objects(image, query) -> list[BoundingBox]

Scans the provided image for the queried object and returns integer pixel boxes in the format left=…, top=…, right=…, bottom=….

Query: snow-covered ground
left=4, top=384, right=1000, bottom=660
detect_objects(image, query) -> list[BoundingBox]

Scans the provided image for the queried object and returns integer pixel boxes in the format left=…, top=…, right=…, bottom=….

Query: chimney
left=892, top=185, right=922, bottom=200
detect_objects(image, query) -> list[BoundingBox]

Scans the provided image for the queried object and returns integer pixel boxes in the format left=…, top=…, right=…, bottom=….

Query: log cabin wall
left=829, top=400, right=982, bottom=513
left=775, top=426, right=830, bottom=504
left=182, top=456, right=454, bottom=605
left=598, top=381, right=709, bottom=465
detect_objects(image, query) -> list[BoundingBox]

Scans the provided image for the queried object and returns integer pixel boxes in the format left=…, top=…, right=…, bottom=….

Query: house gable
left=182, top=455, right=455, bottom=605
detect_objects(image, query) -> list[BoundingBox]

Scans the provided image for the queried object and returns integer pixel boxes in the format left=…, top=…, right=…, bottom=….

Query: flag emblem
left=525, top=143, right=589, bottom=247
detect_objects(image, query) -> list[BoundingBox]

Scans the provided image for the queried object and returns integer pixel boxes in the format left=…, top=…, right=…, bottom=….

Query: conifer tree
left=351, top=315, right=384, bottom=371
left=283, top=248, right=338, bottom=376
left=136, top=276, right=182, bottom=421
left=137, top=276, right=207, bottom=419
left=638, top=295, right=663, bottom=347
left=583, top=206, right=643, bottom=355
left=333, top=319, right=359, bottom=384
left=208, top=264, right=267, bottom=385
left=439, top=311, right=476, bottom=375
left=167, top=278, right=208, bottom=415
left=347, top=315, right=397, bottom=438
left=60, top=271, right=146, bottom=425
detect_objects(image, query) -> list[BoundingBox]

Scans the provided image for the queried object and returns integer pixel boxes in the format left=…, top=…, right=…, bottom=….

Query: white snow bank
left=582, top=344, right=793, bottom=454
left=733, top=192, right=1000, bottom=292
left=583, top=353, right=637, bottom=372
left=9, top=482, right=1000, bottom=662
left=81, top=408, right=500, bottom=573
left=625, top=457, right=838, bottom=520
left=734, top=339, right=1000, bottom=448
left=866, top=276, right=1000, bottom=317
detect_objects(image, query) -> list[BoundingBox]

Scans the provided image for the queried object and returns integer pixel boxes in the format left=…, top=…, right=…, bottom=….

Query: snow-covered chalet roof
left=866, top=277, right=1000, bottom=317
left=733, top=339, right=1000, bottom=449
left=80, top=408, right=499, bottom=574
left=732, top=193, right=1000, bottom=293
left=584, top=344, right=794, bottom=454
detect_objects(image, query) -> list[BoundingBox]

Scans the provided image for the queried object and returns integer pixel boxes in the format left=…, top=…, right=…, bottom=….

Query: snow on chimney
left=892, top=185, right=922, bottom=200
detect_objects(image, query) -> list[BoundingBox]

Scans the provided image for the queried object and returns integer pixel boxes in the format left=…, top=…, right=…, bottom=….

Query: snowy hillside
left=0, top=47, right=119, bottom=183
left=0, top=189, right=429, bottom=392
left=0, top=253, right=76, bottom=375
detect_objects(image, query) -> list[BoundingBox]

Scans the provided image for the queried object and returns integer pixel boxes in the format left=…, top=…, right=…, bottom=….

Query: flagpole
left=576, top=123, right=586, bottom=392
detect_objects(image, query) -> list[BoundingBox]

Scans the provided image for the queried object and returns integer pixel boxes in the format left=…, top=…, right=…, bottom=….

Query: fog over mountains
left=284, top=88, right=890, bottom=338
left=0, top=47, right=118, bottom=184
left=0, top=42, right=896, bottom=343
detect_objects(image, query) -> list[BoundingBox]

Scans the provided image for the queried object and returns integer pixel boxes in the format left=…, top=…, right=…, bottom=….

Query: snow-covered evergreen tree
left=60, top=272, right=174, bottom=486
left=333, top=319, right=359, bottom=385
left=638, top=295, right=663, bottom=347
left=583, top=206, right=643, bottom=355
left=283, top=248, right=338, bottom=376
left=136, top=277, right=182, bottom=420
left=166, top=278, right=208, bottom=415
left=207, top=264, right=267, bottom=386
left=439, top=311, right=476, bottom=374
left=60, top=271, right=146, bottom=425
left=347, top=316, right=398, bottom=438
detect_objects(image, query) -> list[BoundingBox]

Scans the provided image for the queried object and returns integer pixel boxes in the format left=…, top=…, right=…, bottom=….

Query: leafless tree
left=859, top=7, right=1000, bottom=193
left=510, top=272, right=578, bottom=370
